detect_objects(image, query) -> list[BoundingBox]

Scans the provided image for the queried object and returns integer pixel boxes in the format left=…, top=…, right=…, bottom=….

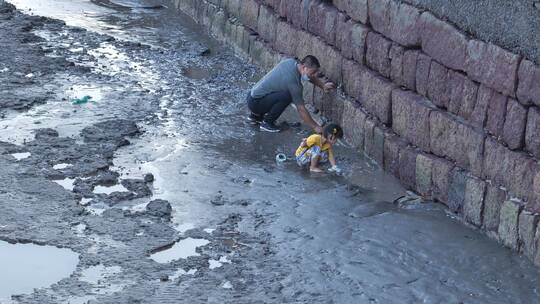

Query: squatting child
left=295, top=123, right=343, bottom=173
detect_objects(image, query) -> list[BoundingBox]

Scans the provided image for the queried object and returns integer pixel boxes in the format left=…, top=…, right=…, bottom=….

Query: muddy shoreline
left=1, top=1, right=540, bottom=303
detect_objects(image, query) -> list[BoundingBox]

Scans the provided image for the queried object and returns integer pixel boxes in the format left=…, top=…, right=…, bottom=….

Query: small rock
left=199, top=48, right=211, bottom=56
left=146, top=199, right=172, bottom=218
left=211, top=195, right=225, bottom=206
left=144, top=173, right=154, bottom=183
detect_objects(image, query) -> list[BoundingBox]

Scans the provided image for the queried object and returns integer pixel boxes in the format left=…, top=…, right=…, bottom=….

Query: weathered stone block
left=341, top=100, right=367, bottom=150
left=390, top=43, right=405, bottom=86
left=351, top=23, right=369, bottom=64
left=535, top=225, right=540, bottom=266
left=482, top=138, right=507, bottom=185
left=335, top=0, right=368, bottom=24
left=420, top=12, right=468, bottom=72
left=240, top=0, right=260, bottom=31
left=470, top=85, right=491, bottom=129
left=526, top=107, right=540, bottom=159
left=366, top=32, right=392, bottom=78
left=316, top=89, right=345, bottom=124
left=368, top=0, right=421, bottom=46
left=261, top=0, right=280, bottom=10
left=517, top=59, right=540, bottom=106
left=466, top=40, right=520, bottom=97
left=310, top=37, right=343, bottom=83
left=274, top=21, right=298, bottom=56
left=368, top=0, right=390, bottom=35
left=447, top=71, right=464, bottom=115
left=463, top=177, right=486, bottom=227
left=342, top=59, right=364, bottom=101
left=194, top=0, right=207, bottom=24
left=210, top=9, right=227, bottom=40
left=308, top=1, right=338, bottom=45
left=388, top=2, right=421, bottom=47
left=427, top=61, right=450, bottom=108
left=485, top=91, right=508, bottom=138
left=447, top=71, right=478, bottom=121
left=498, top=200, right=523, bottom=250
left=329, top=93, right=346, bottom=125
left=257, top=5, right=278, bottom=44
left=392, top=89, right=433, bottom=152
left=509, top=154, right=537, bottom=204
left=303, top=80, right=315, bottom=106
left=361, top=70, right=395, bottom=124
left=233, top=24, right=252, bottom=56
left=335, top=13, right=353, bottom=59
left=519, top=211, right=539, bottom=259
left=279, top=0, right=304, bottom=28
left=447, top=168, right=467, bottom=213
left=431, top=157, right=454, bottom=203
left=402, top=50, right=418, bottom=91
left=484, top=138, right=537, bottom=203
left=312, top=85, right=324, bottom=111
left=248, top=37, right=265, bottom=65
left=399, top=146, right=418, bottom=190
left=384, top=133, right=407, bottom=177
left=430, top=111, right=485, bottom=176
left=364, top=120, right=384, bottom=165
left=372, top=125, right=385, bottom=165
left=295, top=30, right=314, bottom=59
left=225, top=0, right=241, bottom=18
left=534, top=171, right=540, bottom=210
left=482, top=184, right=506, bottom=233
left=416, top=153, right=434, bottom=198
left=503, top=98, right=527, bottom=150
left=415, top=53, right=431, bottom=96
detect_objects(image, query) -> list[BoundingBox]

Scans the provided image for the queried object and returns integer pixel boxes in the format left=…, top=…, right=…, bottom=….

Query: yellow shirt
left=295, top=134, right=334, bottom=159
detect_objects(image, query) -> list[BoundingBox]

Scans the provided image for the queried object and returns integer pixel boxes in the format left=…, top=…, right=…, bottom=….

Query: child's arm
left=328, top=148, right=336, bottom=167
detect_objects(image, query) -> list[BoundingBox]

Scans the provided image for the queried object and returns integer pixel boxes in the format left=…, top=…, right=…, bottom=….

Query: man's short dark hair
left=300, top=55, right=320, bottom=69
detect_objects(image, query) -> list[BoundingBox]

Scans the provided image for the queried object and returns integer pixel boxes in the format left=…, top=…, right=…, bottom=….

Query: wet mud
left=1, top=0, right=540, bottom=303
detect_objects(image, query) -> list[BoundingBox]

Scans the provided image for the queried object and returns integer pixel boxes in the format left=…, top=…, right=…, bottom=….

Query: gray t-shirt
left=250, top=58, right=304, bottom=105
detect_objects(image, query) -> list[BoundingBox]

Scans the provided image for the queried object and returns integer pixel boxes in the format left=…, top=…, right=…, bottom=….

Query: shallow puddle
left=93, top=184, right=129, bottom=194
left=150, top=237, right=210, bottom=263
left=170, top=268, right=197, bottom=281
left=53, top=177, right=76, bottom=191
left=11, top=152, right=31, bottom=160
left=0, top=241, right=79, bottom=300
left=79, top=198, right=92, bottom=206
left=53, top=163, right=73, bottom=170
left=208, top=256, right=230, bottom=270
left=174, top=223, right=195, bottom=234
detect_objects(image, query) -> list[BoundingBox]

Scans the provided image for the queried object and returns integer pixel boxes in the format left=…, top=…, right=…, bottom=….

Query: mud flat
left=1, top=0, right=540, bottom=303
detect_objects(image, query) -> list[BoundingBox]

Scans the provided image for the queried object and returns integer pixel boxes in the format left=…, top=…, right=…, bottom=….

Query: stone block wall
left=170, top=0, right=540, bottom=266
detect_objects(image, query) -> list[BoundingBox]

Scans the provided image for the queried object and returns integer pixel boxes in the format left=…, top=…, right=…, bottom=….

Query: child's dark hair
left=323, top=123, right=343, bottom=139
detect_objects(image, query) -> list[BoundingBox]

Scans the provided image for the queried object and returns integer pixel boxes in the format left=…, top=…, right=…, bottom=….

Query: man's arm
left=296, top=104, right=323, bottom=133
left=308, top=75, right=336, bottom=93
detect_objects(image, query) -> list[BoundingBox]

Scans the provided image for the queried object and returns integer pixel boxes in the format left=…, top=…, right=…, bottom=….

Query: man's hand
left=323, top=81, right=336, bottom=93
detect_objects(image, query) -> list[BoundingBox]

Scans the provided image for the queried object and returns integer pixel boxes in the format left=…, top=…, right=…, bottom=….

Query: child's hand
left=310, top=167, right=323, bottom=173
left=328, top=165, right=342, bottom=174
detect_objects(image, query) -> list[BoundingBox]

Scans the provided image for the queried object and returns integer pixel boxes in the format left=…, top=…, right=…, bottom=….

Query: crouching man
left=246, top=55, right=336, bottom=133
